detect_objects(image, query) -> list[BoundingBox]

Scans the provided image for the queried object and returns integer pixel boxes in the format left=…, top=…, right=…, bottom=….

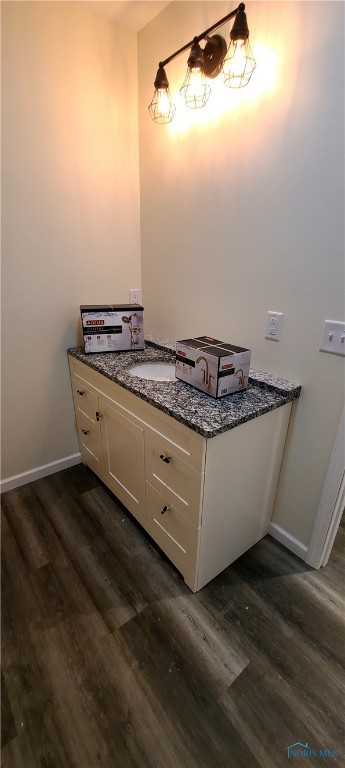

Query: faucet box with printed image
left=175, top=336, right=251, bottom=398
left=80, top=304, right=144, bottom=354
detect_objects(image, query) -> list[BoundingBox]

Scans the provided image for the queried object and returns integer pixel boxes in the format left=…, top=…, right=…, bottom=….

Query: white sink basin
left=129, top=363, right=176, bottom=382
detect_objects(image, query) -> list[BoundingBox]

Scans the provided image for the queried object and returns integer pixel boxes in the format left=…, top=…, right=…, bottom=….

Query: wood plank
left=219, top=662, right=327, bottom=768
left=1, top=671, right=17, bottom=749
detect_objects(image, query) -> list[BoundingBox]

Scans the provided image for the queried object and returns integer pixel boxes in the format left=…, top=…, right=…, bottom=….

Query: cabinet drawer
left=72, top=377, right=99, bottom=423
left=76, top=414, right=103, bottom=469
left=145, top=482, right=199, bottom=581
left=145, top=433, right=203, bottom=526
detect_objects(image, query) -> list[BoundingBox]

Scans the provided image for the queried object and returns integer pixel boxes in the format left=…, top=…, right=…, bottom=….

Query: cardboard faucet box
left=80, top=304, right=144, bottom=354
left=175, top=335, right=251, bottom=398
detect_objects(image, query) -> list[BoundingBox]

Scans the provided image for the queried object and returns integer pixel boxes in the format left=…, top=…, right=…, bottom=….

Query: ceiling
left=84, top=1, right=171, bottom=31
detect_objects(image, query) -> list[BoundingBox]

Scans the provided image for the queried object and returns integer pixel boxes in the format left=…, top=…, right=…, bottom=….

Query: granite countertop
left=68, top=339, right=301, bottom=438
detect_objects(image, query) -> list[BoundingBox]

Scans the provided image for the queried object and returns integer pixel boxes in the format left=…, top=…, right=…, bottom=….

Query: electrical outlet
left=129, top=289, right=142, bottom=305
left=319, top=319, right=345, bottom=356
left=265, top=311, right=284, bottom=341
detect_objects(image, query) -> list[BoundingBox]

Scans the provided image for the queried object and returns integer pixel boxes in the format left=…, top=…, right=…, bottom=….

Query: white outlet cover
left=129, top=288, right=142, bottom=304
left=319, top=319, right=345, bottom=356
left=265, top=311, right=284, bottom=341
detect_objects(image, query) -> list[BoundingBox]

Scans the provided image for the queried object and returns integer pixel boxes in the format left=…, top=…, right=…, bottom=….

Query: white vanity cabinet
left=69, top=355, right=292, bottom=592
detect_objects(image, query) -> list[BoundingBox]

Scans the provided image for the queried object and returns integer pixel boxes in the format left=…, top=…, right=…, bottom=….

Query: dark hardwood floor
left=1, top=465, right=344, bottom=767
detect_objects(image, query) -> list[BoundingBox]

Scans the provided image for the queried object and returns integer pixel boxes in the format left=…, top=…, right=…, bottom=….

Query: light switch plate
left=319, top=319, right=345, bottom=356
left=265, top=311, right=284, bottom=341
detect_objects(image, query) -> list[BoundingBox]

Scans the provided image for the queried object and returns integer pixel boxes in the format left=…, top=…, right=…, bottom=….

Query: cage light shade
left=148, top=86, right=176, bottom=123
left=148, top=65, right=176, bottom=123
left=222, top=38, right=256, bottom=88
left=179, top=39, right=211, bottom=109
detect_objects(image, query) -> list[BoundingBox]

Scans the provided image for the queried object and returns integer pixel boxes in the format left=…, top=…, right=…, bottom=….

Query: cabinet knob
left=160, top=454, right=171, bottom=464
left=81, top=429, right=89, bottom=435
left=77, top=389, right=85, bottom=396
left=160, top=505, right=170, bottom=514
left=96, top=411, right=101, bottom=421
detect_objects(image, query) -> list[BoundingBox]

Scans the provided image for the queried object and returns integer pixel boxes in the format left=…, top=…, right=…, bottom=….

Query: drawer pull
left=96, top=411, right=102, bottom=421
left=160, top=454, right=171, bottom=464
left=81, top=429, right=89, bottom=435
left=77, top=389, right=85, bottom=396
left=161, top=505, right=170, bottom=515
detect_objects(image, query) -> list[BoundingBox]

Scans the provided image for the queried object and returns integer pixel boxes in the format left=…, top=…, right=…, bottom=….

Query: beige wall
left=1, top=1, right=141, bottom=479
left=138, top=1, right=344, bottom=545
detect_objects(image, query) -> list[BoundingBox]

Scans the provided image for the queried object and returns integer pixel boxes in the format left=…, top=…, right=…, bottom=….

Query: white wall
left=1, top=1, right=141, bottom=480
left=138, top=1, right=344, bottom=546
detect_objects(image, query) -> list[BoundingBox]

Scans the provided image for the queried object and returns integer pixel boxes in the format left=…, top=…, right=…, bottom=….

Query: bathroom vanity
left=68, top=341, right=301, bottom=592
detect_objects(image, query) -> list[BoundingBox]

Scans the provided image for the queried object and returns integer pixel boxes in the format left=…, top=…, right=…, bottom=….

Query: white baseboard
left=0, top=453, right=81, bottom=493
left=269, top=521, right=308, bottom=561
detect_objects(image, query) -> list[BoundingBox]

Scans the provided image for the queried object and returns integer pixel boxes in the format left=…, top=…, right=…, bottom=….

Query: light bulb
left=156, top=88, right=172, bottom=119
left=231, top=40, right=246, bottom=77
left=180, top=65, right=211, bottom=109
left=188, top=67, right=208, bottom=104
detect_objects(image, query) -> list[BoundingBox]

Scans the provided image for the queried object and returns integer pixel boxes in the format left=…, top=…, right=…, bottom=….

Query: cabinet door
left=100, top=399, right=145, bottom=524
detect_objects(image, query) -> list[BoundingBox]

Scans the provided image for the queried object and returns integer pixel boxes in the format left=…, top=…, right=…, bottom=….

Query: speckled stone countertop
left=68, top=339, right=301, bottom=438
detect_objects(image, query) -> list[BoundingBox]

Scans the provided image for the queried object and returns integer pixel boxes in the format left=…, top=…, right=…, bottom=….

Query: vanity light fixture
left=148, top=2, right=256, bottom=124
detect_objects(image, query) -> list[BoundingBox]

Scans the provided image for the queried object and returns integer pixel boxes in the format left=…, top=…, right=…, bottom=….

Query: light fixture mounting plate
left=203, top=34, right=227, bottom=78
